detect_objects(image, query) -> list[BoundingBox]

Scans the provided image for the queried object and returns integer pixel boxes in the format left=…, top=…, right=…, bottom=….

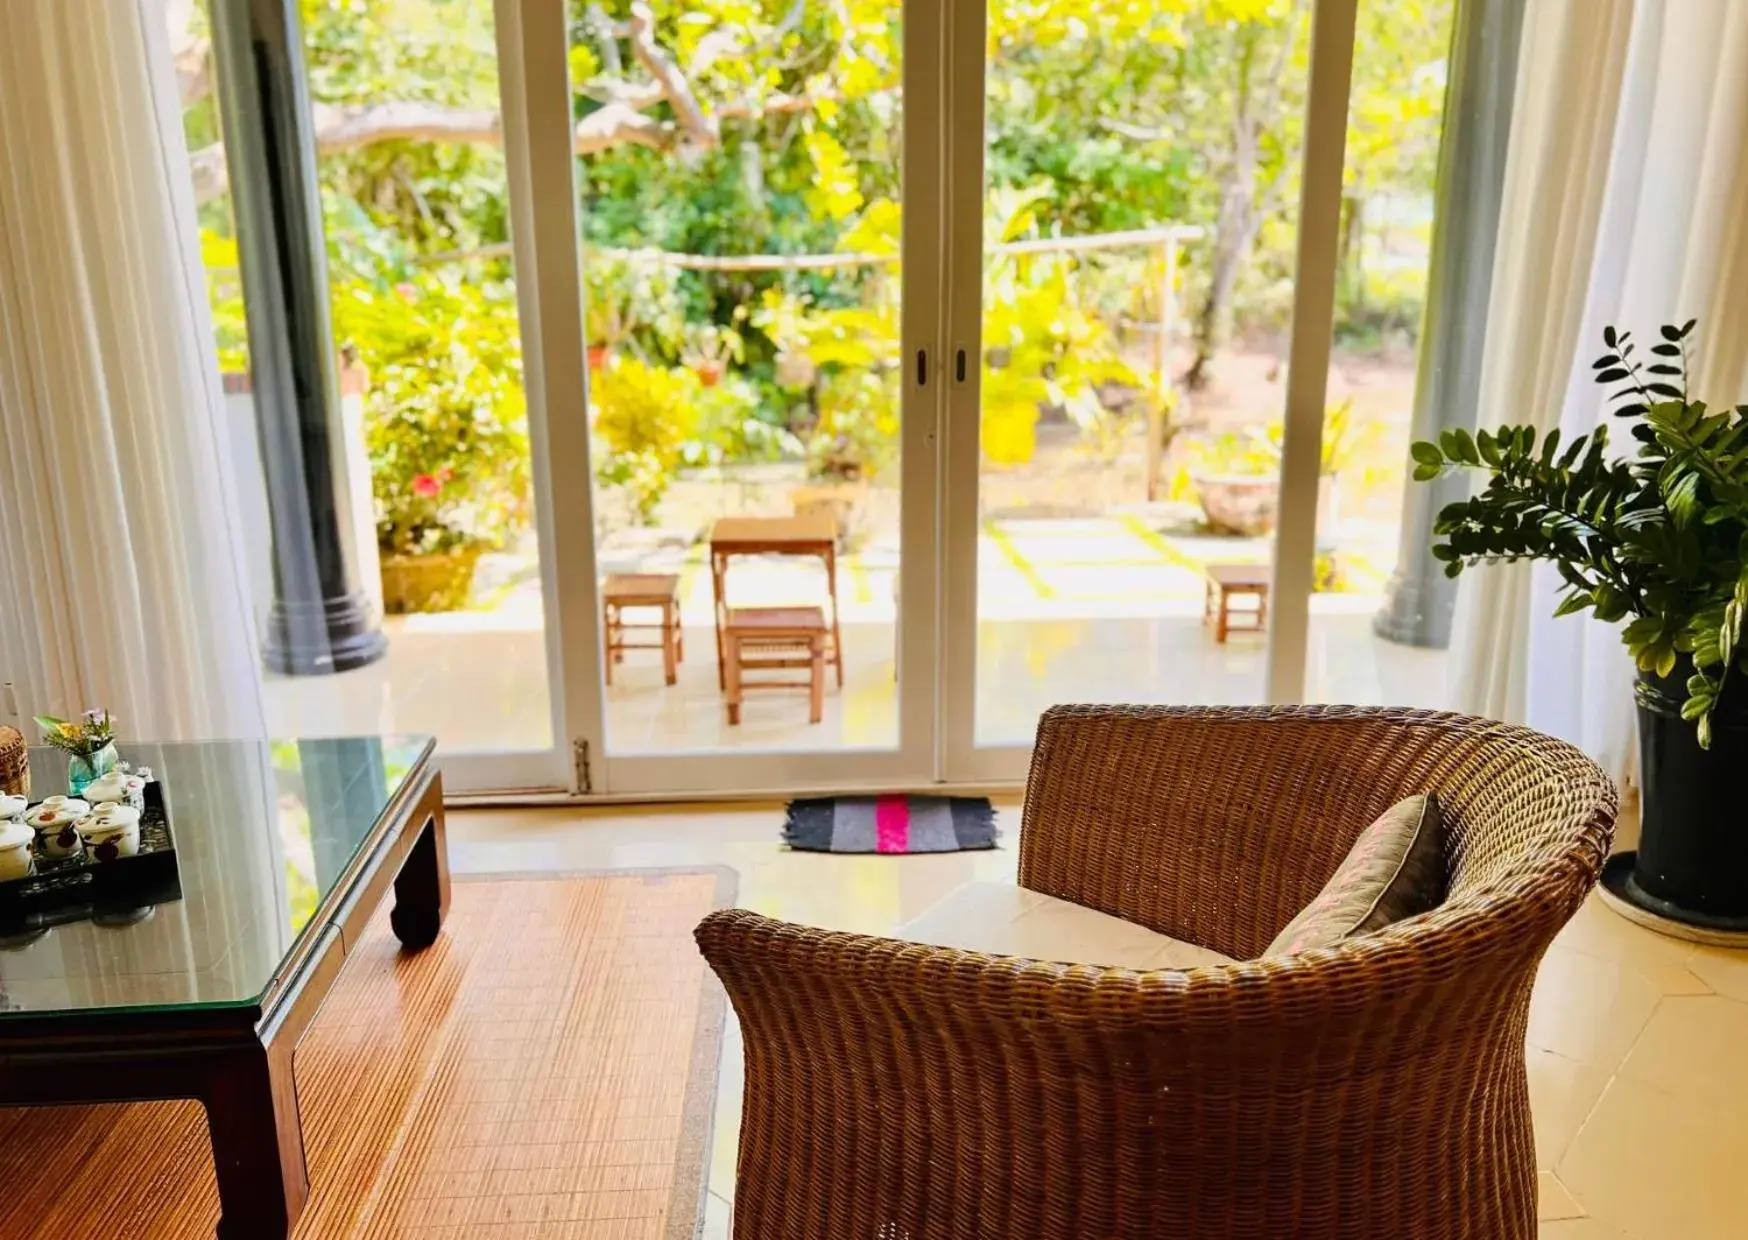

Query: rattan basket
left=0, top=726, right=28, bottom=800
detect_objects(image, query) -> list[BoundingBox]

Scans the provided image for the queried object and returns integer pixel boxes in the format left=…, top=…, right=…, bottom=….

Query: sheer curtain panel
left=0, top=0, right=265, bottom=739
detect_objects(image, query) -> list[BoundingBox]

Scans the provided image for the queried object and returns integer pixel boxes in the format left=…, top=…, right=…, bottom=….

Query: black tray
left=0, top=782, right=182, bottom=932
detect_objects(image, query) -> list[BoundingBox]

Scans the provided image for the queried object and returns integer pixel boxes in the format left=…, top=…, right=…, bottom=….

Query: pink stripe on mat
left=874, top=795, right=910, bottom=853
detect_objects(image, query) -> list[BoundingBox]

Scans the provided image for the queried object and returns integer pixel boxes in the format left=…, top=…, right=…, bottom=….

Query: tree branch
left=165, top=0, right=211, bottom=106
left=309, top=101, right=502, bottom=148
left=624, top=2, right=717, bottom=147
left=186, top=101, right=675, bottom=205
left=176, top=37, right=211, bottom=107
left=181, top=4, right=855, bottom=206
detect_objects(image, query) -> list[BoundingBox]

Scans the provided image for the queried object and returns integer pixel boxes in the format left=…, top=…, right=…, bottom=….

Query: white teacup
left=27, top=796, right=89, bottom=859
left=82, top=771, right=146, bottom=810
left=76, top=804, right=140, bottom=862
left=0, top=821, right=33, bottom=880
left=0, top=793, right=26, bottom=823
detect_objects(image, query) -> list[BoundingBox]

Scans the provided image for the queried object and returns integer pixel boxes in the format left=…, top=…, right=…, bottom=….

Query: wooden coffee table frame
left=0, top=747, right=448, bottom=1239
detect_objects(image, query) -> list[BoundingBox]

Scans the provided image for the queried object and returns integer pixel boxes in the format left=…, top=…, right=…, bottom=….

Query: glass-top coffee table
left=0, top=735, right=445, bottom=1238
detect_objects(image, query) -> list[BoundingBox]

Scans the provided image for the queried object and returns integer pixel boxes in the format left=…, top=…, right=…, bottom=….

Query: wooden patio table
left=707, top=515, right=844, bottom=691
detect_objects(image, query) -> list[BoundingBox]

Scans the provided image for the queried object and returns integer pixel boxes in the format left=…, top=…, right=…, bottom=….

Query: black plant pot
left=1612, top=659, right=1748, bottom=932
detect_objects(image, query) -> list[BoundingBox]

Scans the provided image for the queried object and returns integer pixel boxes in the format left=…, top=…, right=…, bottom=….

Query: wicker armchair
left=695, top=706, right=1617, bottom=1240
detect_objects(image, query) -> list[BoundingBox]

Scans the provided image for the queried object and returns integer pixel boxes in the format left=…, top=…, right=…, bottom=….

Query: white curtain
left=1448, top=0, right=1748, bottom=785
left=0, top=0, right=264, bottom=740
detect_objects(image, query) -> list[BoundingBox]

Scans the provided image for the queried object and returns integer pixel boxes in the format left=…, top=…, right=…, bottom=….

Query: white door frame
left=423, top=0, right=587, bottom=796
left=936, top=0, right=1361, bottom=785
left=481, top=0, right=1363, bottom=797
left=496, top=0, right=950, bottom=797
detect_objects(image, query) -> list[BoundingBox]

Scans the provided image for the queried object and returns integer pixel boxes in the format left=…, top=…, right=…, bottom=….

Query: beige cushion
left=1263, top=793, right=1445, bottom=957
left=898, top=881, right=1235, bottom=970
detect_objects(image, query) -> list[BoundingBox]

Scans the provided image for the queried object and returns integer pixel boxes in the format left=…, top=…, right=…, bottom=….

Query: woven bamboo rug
left=0, top=870, right=731, bottom=1240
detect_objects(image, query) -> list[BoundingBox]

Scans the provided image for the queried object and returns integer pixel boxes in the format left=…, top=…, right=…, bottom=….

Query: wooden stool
left=724, top=606, right=827, bottom=725
left=1204, top=563, right=1271, bottom=643
left=603, top=573, right=683, bottom=685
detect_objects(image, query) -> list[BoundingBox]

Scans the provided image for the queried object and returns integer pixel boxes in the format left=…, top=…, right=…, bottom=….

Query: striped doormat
left=0, top=869, right=731, bottom=1240
left=783, top=795, right=999, bottom=853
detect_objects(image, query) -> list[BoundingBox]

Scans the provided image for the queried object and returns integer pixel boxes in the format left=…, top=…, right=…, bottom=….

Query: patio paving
left=263, top=517, right=1447, bottom=759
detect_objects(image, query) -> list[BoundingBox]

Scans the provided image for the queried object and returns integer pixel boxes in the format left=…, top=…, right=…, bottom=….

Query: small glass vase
left=67, top=742, right=119, bottom=798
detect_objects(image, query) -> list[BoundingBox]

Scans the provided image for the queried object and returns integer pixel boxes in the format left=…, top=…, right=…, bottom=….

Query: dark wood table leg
left=390, top=781, right=450, bottom=950
left=202, top=1042, right=307, bottom=1240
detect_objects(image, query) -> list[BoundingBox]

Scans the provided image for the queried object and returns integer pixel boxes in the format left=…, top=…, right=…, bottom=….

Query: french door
left=938, top=0, right=1361, bottom=783
left=494, top=0, right=1364, bottom=796
left=497, top=0, right=947, bottom=796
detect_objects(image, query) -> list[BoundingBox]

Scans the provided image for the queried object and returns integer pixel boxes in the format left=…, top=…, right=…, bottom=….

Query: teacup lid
left=76, top=804, right=140, bottom=837
left=27, top=798, right=88, bottom=826
left=0, top=794, right=26, bottom=818
left=83, top=772, right=128, bottom=802
left=0, top=821, right=30, bottom=851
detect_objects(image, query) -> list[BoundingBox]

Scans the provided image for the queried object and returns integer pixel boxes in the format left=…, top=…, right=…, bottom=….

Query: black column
left=210, top=0, right=386, bottom=674
left=1373, top=0, right=1525, bottom=647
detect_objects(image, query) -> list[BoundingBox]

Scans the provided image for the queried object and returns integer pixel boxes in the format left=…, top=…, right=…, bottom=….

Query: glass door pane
left=175, top=0, right=564, bottom=790
left=567, top=1, right=907, bottom=759
left=1307, top=0, right=1460, bottom=707
left=963, top=1, right=1317, bottom=753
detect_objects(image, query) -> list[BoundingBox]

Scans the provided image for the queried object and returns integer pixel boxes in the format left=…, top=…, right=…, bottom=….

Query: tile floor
left=448, top=801, right=1748, bottom=1240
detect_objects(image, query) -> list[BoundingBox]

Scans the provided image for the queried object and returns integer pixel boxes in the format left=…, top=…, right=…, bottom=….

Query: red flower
left=411, top=473, right=442, bottom=498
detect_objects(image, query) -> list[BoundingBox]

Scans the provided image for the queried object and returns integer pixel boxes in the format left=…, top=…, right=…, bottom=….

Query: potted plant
left=979, top=238, right=1137, bottom=467
left=1188, top=401, right=1368, bottom=537
left=1412, top=320, right=1748, bottom=932
left=341, top=274, right=532, bottom=613
left=682, top=323, right=742, bottom=389
left=583, top=254, right=685, bottom=372
left=35, top=708, right=118, bottom=796
left=1189, top=428, right=1283, bottom=536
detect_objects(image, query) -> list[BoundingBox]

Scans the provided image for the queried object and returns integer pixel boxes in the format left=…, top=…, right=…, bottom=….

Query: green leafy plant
left=583, top=254, right=685, bottom=355
left=809, top=368, right=898, bottom=481
left=685, top=376, right=801, bottom=467
left=592, top=357, right=699, bottom=524
left=682, top=322, right=744, bottom=387
left=1188, top=399, right=1375, bottom=477
left=35, top=709, right=116, bottom=759
left=338, top=273, right=531, bottom=557
left=1413, top=320, right=1747, bottom=745
left=980, top=186, right=1138, bottom=465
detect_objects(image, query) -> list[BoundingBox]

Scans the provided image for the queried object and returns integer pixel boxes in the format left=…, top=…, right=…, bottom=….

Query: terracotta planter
left=1192, top=473, right=1339, bottom=538
left=379, top=548, right=482, bottom=614
left=1193, top=473, right=1279, bottom=536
